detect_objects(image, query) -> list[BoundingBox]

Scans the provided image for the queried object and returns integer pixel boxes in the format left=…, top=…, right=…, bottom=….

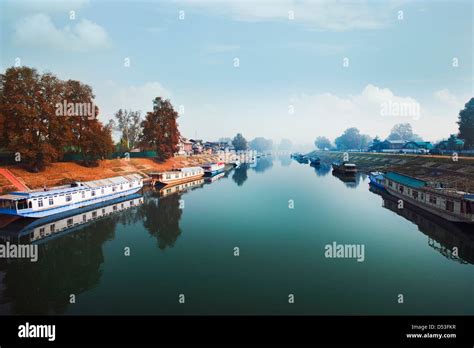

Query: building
left=175, top=136, right=193, bottom=156
left=381, top=140, right=407, bottom=152
left=402, top=141, right=433, bottom=153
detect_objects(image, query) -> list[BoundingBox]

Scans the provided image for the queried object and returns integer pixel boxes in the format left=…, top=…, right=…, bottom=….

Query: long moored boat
left=383, top=171, right=474, bottom=224
left=150, top=167, right=204, bottom=186
left=0, top=174, right=143, bottom=218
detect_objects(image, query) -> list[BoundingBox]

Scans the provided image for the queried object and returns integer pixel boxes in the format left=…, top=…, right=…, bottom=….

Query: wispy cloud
left=177, top=0, right=403, bottom=31
left=13, top=13, right=110, bottom=51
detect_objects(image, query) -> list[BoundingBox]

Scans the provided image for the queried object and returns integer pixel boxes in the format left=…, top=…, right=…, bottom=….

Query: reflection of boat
left=332, top=171, right=357, bottom=187
left=158, top=179, right=205, bottom=197
left=0, top=174, right=143, bottom=218
left=205, top=172, right=225, bottom=183
left=0, top=193, right=144, bottom=244
left=370, top=186, right=474, bottom=264
left=332, top=161, right=357, bottom=174
left=369, top=171, right=385, bottom=190
left=309, top=157, right=321, bottom=166
left=383, top=171, right=474, bottom=223
left=150, top=167, right=204, bottom=186
left=202, top=162, right=225, bottom=176
left=232, top=160, right=240, bottom=168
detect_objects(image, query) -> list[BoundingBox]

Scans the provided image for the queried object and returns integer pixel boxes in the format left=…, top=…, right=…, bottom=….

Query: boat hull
left=156, top=173, right=204, bottom=186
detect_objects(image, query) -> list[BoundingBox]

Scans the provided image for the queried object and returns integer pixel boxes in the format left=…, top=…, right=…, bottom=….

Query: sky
left=0, top=0, right=473, bottom=146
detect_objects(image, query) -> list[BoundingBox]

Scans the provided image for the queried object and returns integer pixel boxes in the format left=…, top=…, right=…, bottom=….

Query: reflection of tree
left=0, top=218, right=117, bottom=315
left=142, top=194, right=182, bottom=250
left=232, top=164, right=248, bottom=186
left=253, top=157, right=273, bottom=173
left=278, top=154, right=291, bottom=167
left=313, top=163, right=331, bottom=176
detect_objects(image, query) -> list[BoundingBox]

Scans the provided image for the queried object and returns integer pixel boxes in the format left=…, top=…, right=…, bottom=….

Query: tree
left=232, top=133, right=248, bottom=151
left=334, top=127, right=362, bottom=150
left=109, top=109, right=142, bottom=151
left=140, top=97, right=180, bottom=160
left=314, top=136, right=331, bottom=150
left=63, top=79, right=113, bottom=166
left=370, top=136, right=383, bottom=151
left=249, top=137, right=273, bottom=152
left=360, top=134, right=372, bottom=150
left=458, top=98, right=474, bottom=148
left=0, top=67, right=65, bottom=171
left=387, top=123, right=421, bottom=142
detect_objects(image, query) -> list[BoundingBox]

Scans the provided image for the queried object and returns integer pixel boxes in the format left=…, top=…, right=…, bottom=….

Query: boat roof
left=180, top=166, right=203, bottom=172
left=385, top=172, right=426, bottom=188
left=0, top=174, right=142, bottom=200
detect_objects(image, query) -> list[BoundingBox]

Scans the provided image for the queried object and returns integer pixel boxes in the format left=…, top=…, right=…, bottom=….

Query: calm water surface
left=1, top=156, right=473, bottom=315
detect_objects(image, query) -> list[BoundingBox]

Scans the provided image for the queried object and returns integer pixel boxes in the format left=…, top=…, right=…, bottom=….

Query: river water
left=0, top=155, right=473, bottom=315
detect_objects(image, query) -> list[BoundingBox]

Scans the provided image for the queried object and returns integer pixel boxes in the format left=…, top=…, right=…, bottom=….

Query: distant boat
left=202, top=162, right=225, bottom=176
left=369, top=171, right=385, bottom=190
left=150, top=167, right=204, bottom=186
left=332, top=161, right=357, bottom=174
left=0, top=174, right=143, bottom=218
left=382, top=171, right=474, bottom=224
left=309, top=157, right=321, bottom=166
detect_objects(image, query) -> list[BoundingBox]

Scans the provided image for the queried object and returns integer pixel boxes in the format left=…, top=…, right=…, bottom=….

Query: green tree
left=387, top=123, right=421, bottom=141
left=335, top=128, right=362, bottom=150
left=140, top=97, right=181, bottom=160
left=458, top=98, right=474, bottom=148
left=108, top=109, right=142, bottom=151
left=314, top=136, right=331, bottom=150
left=232, top=133, right=248, bottom=151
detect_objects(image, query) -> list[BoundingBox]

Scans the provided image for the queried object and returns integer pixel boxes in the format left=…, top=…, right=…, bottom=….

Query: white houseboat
left=0, top=194, right=144, bottom=244
left=0, top=174, right=143, bottom=218
left=201, top=162, right=225, bottom=176
left=150, top=167, right=204, bottom=186
left=383, top=171, right=474, bottom=224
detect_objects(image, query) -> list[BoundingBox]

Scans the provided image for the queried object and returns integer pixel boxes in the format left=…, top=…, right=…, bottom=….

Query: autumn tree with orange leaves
left=140, top=97, right=180, bottom=160
left=0, top=66, right=113, bottom=171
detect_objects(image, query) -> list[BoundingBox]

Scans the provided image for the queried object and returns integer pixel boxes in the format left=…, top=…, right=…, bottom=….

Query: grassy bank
left=0, top=154, right=221, bottom=194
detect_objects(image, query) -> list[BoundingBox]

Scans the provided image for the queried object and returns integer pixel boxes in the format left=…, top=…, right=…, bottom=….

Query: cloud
left=13, top=13, right=110, bottom=51
left=205, top=44, right=240, bottom=53
left=178, top=0, right=403, bottom=31
left=95, top=80, right=172, bottom=121
left=434, top=89, right=462, bottom=108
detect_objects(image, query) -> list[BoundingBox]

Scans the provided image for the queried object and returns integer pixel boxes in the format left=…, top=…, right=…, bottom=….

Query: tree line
left=0, top=66, right=181, bottom=171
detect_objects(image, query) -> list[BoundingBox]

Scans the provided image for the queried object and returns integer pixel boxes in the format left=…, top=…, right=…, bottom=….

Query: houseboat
left=150, top=167, right=204, bottom=186
left=205, top=171, right=225, bottom=183
left=0, top=194, right=144, bottom=244
left=369, top=171, right=385, bottom=190
left=332, top=161, right=357, bottom=174
left=0, top=174, right=143, bottom=218
left=383, top=171, right=474, bottom=224
left=201, top=162, right=225, bottom=176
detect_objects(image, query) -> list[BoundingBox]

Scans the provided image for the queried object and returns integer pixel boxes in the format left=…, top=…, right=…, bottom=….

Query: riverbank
left=309, top=151, right=474, bottom=189
left=0, top=154, right=221, bottom=194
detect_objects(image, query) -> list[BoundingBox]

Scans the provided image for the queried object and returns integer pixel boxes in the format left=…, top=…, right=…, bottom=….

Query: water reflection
left=311, top=163, right=331, bottom=176
left=278, top=154, right=292, bottom=167
left=370, top=186, right=474, bottom=264
left=232, top=164, right=249, bottom=186
left=252, top=156, right=273, bottom=173
left=141, top=194, right=182, bottom=251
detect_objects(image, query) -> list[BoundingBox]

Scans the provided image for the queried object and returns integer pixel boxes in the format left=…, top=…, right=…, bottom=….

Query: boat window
left=39, top=227, right=45, bottom=237
left=17, top=199, right=28, bottom=210
left=399, top=185, right=404, bottom=193
left=388, top=181, right=393, bottom=187
left=66, top=194, right=72, bottom=202
left=29, top=201, right=33, bottom=208
left=446, top=200, right=454, bottom=212
left=120, top=185, right=123, bottom=190
left=101, top=188, right=104, bottom=194
left=83, top=214, right=87, bottom=222
left=92, top=190, right=96, bottom=196
left=49, top=197, right=54, bottom=205
left=412, top=190, right=418, bottom=199
left=129, top=183, right=132, bottom=188
left=166, top=174, right=171, bottom=179
left=67, top=218, right=73, bottom=227
left=112, top=186, right=116, bottom=192
left=429, top=195, right=437, bottom=205
left=92, top=211, right=97, bottom=218
left=50, top=224, right=55, bottom=232
left=38, top=198, right=43, bottom=208
left=113, top=205, right=117, bottom=211
left=82, top=191, right=86, bottom=199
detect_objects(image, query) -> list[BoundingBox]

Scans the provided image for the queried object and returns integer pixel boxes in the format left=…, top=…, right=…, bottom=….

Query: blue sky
left=1, top=0, right=472, bottom=145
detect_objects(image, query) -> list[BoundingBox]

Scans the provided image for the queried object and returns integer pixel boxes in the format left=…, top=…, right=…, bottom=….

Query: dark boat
left=332, top=161, right=357, bottom=174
